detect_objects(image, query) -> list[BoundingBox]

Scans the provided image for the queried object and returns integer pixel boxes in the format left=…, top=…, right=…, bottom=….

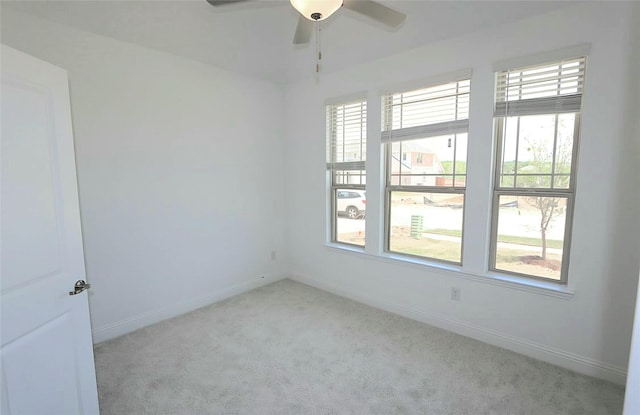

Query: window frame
left=489, top=58, right=586, bottom=284
left=326, top=98, right=367, bottom=248
left=381, top=77, right=471, bottom=265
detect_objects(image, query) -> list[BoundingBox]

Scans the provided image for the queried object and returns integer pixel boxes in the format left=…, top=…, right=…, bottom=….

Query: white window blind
left=494, top=57, right=586, bottom=117
left=381, top=79, right=470, bottom=143
left=327, top=100, right=367, bottom=172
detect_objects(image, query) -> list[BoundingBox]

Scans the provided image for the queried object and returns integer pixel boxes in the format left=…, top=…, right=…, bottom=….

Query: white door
left=1, top=45, right=99, bottom=414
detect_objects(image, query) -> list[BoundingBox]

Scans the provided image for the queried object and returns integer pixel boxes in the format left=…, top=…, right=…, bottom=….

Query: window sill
left=325, top=242, right=366, bottom=255
left=323, top=243, right=575, bottom=300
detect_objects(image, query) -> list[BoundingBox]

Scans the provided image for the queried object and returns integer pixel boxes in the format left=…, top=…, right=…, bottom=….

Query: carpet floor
left=94, top=279, right=624, bottom=414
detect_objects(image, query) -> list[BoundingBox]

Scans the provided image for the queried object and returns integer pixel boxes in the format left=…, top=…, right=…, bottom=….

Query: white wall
left=284, top=2, right=640, bottom=384
left=1, top=9, right=287, bottom=342
left=623, top=2, right=640, bottom=411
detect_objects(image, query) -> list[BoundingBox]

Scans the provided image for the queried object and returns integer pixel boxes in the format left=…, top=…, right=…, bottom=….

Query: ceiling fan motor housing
left=290, top=0, right=343, bottom=21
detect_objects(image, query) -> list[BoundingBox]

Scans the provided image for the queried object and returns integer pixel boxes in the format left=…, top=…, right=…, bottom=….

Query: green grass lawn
left=390, top=237, right=461, bottom=263
left=387, top=225, right=562, bottom=279
left=425, top=228, right=563, bottom=249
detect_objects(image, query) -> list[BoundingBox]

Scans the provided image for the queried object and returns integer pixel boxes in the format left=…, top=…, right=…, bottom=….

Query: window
left=490, top=57, right=586, bottom=283
left=382, top=77, right=471, bottom=263
left=327, top=99, right=367, bottom=246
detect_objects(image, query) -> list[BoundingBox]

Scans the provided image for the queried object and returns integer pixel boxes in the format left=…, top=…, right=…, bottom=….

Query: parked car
left=337, top=189, right=366, bottom=219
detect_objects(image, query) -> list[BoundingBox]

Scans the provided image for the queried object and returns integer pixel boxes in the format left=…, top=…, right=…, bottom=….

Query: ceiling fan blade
left=293, top=15, right=314, bottom=45
left=342, top=0, right=406, bottom=28
left=206, top=0, right=251, bottom=6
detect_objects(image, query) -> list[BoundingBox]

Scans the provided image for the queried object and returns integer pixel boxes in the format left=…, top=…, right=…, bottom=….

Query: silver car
left=337, top=189, right=366, bottom=219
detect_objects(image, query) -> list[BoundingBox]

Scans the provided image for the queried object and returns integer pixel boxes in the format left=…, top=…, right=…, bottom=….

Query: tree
left=529, top=196, right=560, bottom=259
left=521, top=114, right=574, bottom=259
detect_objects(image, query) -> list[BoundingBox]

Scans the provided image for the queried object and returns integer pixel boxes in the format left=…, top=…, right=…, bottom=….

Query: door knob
left=69, top=280, right=91, bottom=296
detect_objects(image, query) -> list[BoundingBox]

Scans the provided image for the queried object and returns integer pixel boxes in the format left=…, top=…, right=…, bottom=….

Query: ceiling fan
left=205, top=0, right=406, bottom=45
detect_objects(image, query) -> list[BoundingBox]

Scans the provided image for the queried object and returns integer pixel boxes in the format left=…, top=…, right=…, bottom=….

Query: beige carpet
left=94, top=279, right=624, bottom=414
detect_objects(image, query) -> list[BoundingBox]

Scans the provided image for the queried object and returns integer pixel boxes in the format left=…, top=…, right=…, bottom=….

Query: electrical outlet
left=451, top=287, right=461, bottom=301
left=270, top=251, right=277, bottom=261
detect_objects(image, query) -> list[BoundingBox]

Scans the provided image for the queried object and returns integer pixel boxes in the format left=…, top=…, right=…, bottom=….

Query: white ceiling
left=3, top=0, right=575, bottom=84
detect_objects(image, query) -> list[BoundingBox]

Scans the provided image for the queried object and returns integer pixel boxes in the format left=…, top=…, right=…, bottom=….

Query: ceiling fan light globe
left=290, top=0, right=343, bottom=21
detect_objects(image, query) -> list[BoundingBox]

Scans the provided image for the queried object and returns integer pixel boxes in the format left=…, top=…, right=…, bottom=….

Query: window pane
left=335, top=189, right=366, bottom=246
left=334, top=170, right=366, bottom=186
left=499, top=117, right=519, bottom=187
left=553, top=113, right=576, bottom=189
left=499, top=114, right=576, bottom=190
left=501, top=175, right=515, bottom=187
left=493, top=195, right=567, bottom=280
left=391, top=142, right=403, bottom=177
left=455, top=133, right=468, bottom=174
left=389, top=134, right=466, bottom=188
left=553, top=175, right=571, bottom=189
left=388, top=174, right=466, bottom=187
left=388, top=191, right=463, bottom=263
left=517, top=114, right=556, bottom=177
left=515, top=174, right=552, bottom=188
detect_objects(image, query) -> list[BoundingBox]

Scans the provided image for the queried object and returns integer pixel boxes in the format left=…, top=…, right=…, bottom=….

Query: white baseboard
left=91, top=274, right=285, bottom=344
left=289, top=273, right=628, bottom=386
